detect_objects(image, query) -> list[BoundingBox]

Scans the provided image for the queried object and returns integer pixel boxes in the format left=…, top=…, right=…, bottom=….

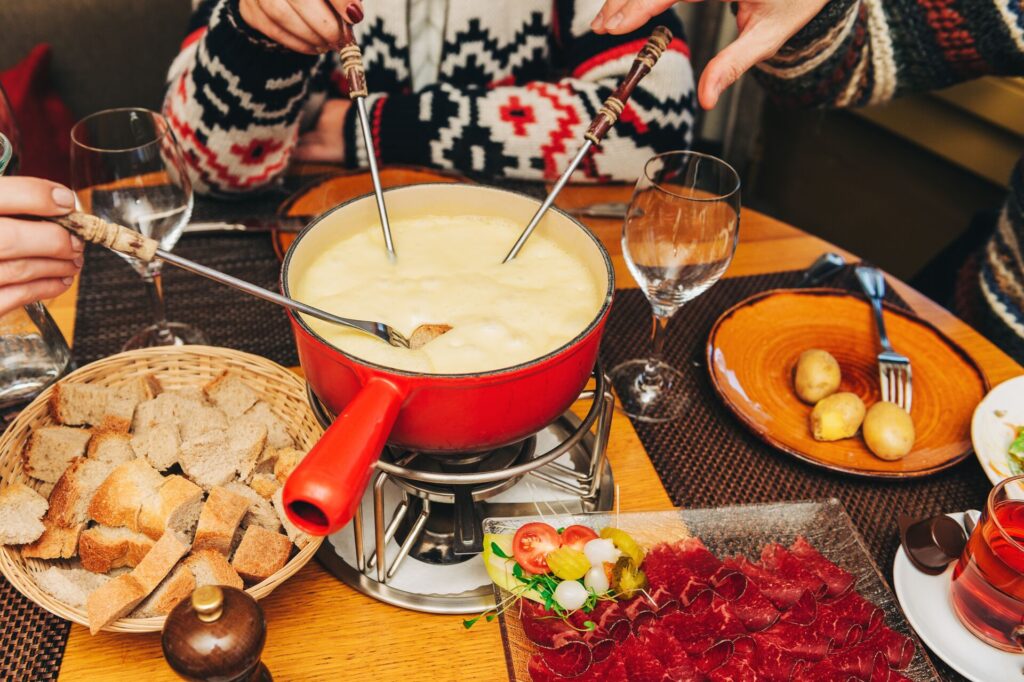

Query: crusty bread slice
left=249, top=473, right=279, bottom=500
left=133, top=563, right=195, bottom=617
left=132, top=388, right=207, bottom=435
left=138, top=475, right=204, bottom=541
left=130, top=423, right=179, bottom=471
left=51, top=376, right=160, bottom=431
left=86, top=429, right=136, bottom=466
left=203, top=372, right=260, bottom=418
left=177, top=404, right=229, bottom=443
left=0, top=483, right=48, bottom=544
left=231, top=422, right=267, bottom=482
left=273, top=447, right=307, bottom=485
left=231, top=526, right=292, bottom=583
left=22, top=426, right=91, bottom=483
left=271, top=488, right=311, bottom=549
left=222, top=482, right=280, bottom=533
left=21, top=521, right=83, bottom=559
left=48, top=457, right=122, bottom=529
left=239, top=401, right=293, bottom=450
left=79, top=525, right=156, bottom=573
left=178, top=432, right=237, bottom=490
left=183, top=549, right=243, bottom=590
left=131, top=530, right=190, bottom=594
left=87, top=459, right=164, bottom=531
left=193, top=487, right=250, bottom=556
left=35, top=565, right=111, bottom=609
left=86, top=573, right=148, bottom=634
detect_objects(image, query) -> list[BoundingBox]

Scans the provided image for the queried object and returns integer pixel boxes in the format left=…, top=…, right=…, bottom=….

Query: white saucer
left=893, top=512, right=1022, bottom=681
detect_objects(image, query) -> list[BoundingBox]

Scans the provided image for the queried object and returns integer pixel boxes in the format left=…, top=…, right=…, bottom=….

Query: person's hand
left=239, top=0, right=364, bottom=54
left=293, top=98, right=351, bottom=163
left=591, top=0, right=829, bottom=109
left=0, top=177, right=83, bottom=316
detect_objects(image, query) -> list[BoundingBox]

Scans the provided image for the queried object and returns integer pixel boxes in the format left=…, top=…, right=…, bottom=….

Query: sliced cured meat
left=723, top=555, right=806, bottom=609
left=592, top=601, right=631, bottom=643
left=789, top=536, right=856, bottom=599
left=754, top=621, right=832, bottom=661
left=861, top=625, right=915, bottom=670
left=789, top=659, right=853, bottom=682
left=585, top=636, right=614, bottom=664
left=643, top=544, right=695, bottom=596
left=709, top=569, right=780, bottom=631
left=574, top=650, right=629, bottom=682
left=521, top=601, right=582, bottom=649
left=681, top=577, right=713, bottom=610
left=759, top=543, right=827, bottom=599
left=695, top=639, right=733, bottom=674
left=779, top=590, right=817, bottom=626
left=622, top=594, right=657, bottom=628
left=535, top=640, right=593, bottom=678
left=751, top=638, right=800, bottom=682
left=640, top=625, right=692, bottom=673
left=682, top=586, right=714, bottom=615
left=659, top=611, right=719, bottom=655
left=528, top=654, right=561, bottom=682
left=831, top=645, right=890, bottom=678
left=675, top=537, right=726, bottom=578
left=647, top=585, right=679, bottom=614
left=706, top=658, right=757, bottom=682
left=619, top=634, right=666, bottom=682
left=819, top=590, right=883, bottom=637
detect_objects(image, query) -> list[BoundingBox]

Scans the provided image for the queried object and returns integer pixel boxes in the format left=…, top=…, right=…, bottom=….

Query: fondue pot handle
left=584, top=25, right=673, bottom=145
left=283, top=378, right=405, bottom=535
left=54, top=211, right=158, bottom=261
left=337, top=23, right=369, bottom=98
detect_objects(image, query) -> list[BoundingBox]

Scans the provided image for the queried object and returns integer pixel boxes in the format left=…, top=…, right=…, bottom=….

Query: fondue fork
left=54, top=212, right=422, bottom=348
left=503, top=26, right=674, bottom=263
left=338, top=23, right=396, bottom=262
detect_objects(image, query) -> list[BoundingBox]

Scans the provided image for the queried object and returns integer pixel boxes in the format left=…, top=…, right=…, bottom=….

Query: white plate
left=893, top=512, right=1022, bottom=681
left=971, top=375, right=1024, bottom=485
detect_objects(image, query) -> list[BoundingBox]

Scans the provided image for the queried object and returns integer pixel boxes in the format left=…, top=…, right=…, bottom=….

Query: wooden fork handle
left=585, top=25, right=673, bottom=145
left=55, top=211, right=159, bottom=262
left=338, top=23, right=368, bottom=98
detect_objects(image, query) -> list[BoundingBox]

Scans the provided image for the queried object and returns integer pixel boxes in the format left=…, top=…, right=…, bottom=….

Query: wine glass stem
left=642, top=312, right=673, bottom=388
left=143, top=268, right=175, bottom=344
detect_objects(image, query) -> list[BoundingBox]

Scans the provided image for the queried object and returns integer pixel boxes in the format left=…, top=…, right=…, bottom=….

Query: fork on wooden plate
left=855, top=265, right=913, bottom=412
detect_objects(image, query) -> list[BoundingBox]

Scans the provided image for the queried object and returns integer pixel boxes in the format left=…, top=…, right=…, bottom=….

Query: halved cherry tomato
left=512, top=522, right=561, bottom=574
left=560, top=525, right=599, bottom=552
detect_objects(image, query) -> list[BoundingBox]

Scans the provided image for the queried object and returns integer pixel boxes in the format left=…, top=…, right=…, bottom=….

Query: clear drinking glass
left=0, top=85, right=72, bottom=410
left=70, top=108, right=207, bottom=349
left=610, top=151, right=741, bottom=422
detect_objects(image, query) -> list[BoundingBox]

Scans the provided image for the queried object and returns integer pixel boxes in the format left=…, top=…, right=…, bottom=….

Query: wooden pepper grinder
left=162, top=585, right=272, bottom=682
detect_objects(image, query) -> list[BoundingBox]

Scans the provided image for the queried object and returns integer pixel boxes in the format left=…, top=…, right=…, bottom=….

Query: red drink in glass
left=950, top=475, right=1024, bottom=652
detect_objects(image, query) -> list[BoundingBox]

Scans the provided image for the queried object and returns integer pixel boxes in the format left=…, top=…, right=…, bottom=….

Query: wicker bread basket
left=0, top=346, right=325, bottom=633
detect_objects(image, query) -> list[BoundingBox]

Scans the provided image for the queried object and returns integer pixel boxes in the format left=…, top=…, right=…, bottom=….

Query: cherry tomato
left=559, top=525, right=599, bottom=552
left=512, top=522, right=561, bottom=574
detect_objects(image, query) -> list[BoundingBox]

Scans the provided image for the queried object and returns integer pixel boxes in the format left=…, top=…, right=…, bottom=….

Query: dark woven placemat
left=599, top=268, right=987, bottom=682
left=0, top=578, right=69, bottom=681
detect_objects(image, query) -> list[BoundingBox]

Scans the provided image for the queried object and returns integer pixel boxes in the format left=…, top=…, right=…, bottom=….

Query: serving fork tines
left=855, top=265, right=913, bottom=413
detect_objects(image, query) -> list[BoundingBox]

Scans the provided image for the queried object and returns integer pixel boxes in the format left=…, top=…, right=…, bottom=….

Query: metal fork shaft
left=855, top=266, right=895, bottom=352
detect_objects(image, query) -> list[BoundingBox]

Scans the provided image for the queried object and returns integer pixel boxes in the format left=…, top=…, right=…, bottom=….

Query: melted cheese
left=293, top=215, right=604, bottom=374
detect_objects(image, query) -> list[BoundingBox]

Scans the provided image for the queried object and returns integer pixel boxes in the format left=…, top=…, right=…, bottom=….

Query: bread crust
left=193, top=487, right=250, bottom=556
left=231, top=526, right=292, bottom=583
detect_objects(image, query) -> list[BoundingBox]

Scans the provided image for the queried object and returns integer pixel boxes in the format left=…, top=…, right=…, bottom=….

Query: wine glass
left=0, top=85, right=21, bottom=175
left=610, top=151, right=741, bottom=423
left=70, top=108, right=207, bottom=349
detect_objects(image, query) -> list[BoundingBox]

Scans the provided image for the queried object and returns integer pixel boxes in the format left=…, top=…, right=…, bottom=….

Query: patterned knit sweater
left=163, top=0, right=694, bottom=195
left=754, top=0, right=1024, bottom=360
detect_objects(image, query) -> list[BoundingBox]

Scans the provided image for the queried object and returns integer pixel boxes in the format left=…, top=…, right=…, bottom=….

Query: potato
left=810, top=392, right=866, bottom=441
left=793, top=349, right=841, bottom=404
left=862, top=402, right=915, bottom=460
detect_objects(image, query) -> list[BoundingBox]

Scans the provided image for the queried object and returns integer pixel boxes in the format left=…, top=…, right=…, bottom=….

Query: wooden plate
left=273, top=166, right=470, bottom=259
left=706, top=288, right=988, bottom=478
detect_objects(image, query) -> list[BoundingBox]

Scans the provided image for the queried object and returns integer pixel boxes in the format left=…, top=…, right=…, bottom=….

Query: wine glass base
left=609, top=359, right=690, bottom=423
left=122, top=323, right=208, bottom=351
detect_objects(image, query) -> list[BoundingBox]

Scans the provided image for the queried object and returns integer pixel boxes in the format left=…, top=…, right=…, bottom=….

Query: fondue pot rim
left=280, top=182, right=615, bottom=379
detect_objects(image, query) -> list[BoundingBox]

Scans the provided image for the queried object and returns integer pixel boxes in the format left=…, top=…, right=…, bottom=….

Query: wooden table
left=49, top=184, right=1021, bottom=681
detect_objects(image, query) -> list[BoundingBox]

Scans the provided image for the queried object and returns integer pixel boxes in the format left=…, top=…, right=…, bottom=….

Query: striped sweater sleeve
left=344, top=1, right=695, bottom=182
left=753, top=0, right=1024, bottom=108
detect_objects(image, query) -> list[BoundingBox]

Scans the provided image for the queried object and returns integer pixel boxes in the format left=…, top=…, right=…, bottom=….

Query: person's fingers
left=0, top=177, right=75, bottom=218
left=698, top=23, right=780, bottom=109
left=293, top=135, right=343, bottom=162
left=594, top=0, right=678, bottom=34
left=0, top=257, right=81, bottom=288
left=591, top=0, right=630, bottom=32
left=249, top=0, right=321, bottom=53
left=287, top=0, right=344, bottom=46
left=0, top=218, right=82, bottom=261
left=0, top=278, right=73, bottom=317
left=326, top=0, right=364, bottom=25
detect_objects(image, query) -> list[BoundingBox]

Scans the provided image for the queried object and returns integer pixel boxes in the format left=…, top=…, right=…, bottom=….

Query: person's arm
left=754, top=0, right=1024, bottom=109
left=0, top=178, right=82, bottom=316
left=163, top=0, right=349, bottom=195
left=339, top=1, right=694, bottom=182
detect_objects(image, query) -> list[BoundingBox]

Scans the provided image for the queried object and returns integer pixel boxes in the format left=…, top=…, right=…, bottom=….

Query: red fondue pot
left=281, top=184, right=614, bottom=536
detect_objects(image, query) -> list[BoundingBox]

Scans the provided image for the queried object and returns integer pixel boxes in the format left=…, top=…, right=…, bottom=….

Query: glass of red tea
left=950, top=475, right=1024, bottom=651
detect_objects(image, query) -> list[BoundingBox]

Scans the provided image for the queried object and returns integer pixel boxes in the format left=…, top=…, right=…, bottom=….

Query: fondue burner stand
left=311, top=368, right=616, bottom=614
